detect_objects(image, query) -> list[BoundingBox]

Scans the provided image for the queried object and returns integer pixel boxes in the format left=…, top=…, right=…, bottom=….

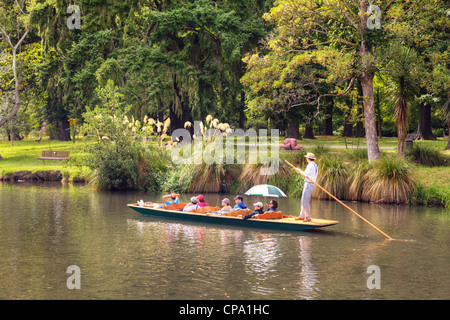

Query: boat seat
left=190, top=206, right=221, bottom=214
left=162, top=203, right=187, bottom=210
left=256, top=211, right=284, bottom=220
left=222, top=209, right=251, bottom=217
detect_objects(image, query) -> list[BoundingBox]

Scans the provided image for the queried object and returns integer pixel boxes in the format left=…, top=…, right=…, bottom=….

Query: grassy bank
left=1, top=136, right=450, bottom=208
left=0, top=139, right=91, bottom=182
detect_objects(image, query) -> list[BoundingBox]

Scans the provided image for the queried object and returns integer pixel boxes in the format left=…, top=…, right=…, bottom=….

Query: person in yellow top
left=295, top=153, right=318, bottom=222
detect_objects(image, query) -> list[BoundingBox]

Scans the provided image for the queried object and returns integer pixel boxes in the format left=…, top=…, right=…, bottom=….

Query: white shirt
left=303, top=161, right=318, bottom=183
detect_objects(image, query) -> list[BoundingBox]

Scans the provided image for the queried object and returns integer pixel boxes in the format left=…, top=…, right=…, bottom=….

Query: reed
left=347, top=159, right=371, bottom=201
left=188, top=163, right=241, bottom=193
left=312, top=155, right=349, bottom=200
left=361, top=155, right=416, bottom=204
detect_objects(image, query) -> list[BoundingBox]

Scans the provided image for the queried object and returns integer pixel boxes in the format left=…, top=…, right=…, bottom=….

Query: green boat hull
left=127, top=204, right=338, bottom=232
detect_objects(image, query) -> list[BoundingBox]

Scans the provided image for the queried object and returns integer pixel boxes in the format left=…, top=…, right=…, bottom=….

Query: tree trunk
left=445, top=121, right=450, bottom=150
left=0, top=28, right=29, bottom=128
left=375, top=87, right=382, bottom=138
left=396, top=98, right=408, bottom=157
left=355, top=80, right=365, bottom=138
left=322, top=99, right=333, bottom=135
left=360, top=71, right=380, bottom=161
left=304, top=120, right=315, bottom=139
left=239, top=90, right=246, bottom=129
left=417, top=102, right=436, bottom=140
left=285, top=117, right=301, bottom=139
left=57, top=121, right=71, bottom=141
left=343, top=96, right=353, bottom=137
left=343, top=110, right=353, bottom=137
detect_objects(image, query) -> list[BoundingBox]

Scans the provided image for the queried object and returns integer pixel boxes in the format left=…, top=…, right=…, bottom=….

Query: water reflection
left=1, top=182, right=449, bottom=299
left=126, top=217, right=324, bottom=299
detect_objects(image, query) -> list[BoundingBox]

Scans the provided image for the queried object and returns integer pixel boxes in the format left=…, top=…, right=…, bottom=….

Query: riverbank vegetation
left=0, top=1, right=449, bottom=208
left=1, top=135, right=450, bottom=208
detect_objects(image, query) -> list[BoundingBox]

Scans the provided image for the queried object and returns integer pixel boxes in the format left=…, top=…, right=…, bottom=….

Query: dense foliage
left=0, top=0, right=449, bottom=200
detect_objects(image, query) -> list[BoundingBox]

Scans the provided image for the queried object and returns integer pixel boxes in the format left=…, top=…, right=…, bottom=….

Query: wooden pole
left=285, top=160, right=393, bottom=240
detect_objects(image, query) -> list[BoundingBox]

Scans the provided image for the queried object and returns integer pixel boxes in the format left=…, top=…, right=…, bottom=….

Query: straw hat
left=304, top=152, right=316, bottom=160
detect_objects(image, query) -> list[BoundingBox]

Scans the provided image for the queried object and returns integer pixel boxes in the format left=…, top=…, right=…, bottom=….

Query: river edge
left=2, top=168, right=449, bottom=209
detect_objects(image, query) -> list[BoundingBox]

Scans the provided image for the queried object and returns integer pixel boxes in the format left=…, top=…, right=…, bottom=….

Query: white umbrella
left=244, top=184, right=287, bottom=198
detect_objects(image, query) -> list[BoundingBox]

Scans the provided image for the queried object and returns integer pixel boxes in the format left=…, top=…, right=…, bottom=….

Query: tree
left=0, top=0, right=32, bottom=127
left=254, top=0, right=427, bottom=161
left=391, top=0, right=450, bottom=141
left=383, top=45, right=420, bottom=156
left=241, top=48, right=329, bottom=139
left=30, top=0, right=272, bottom=138
left=142, top=0, right=272, bottom=131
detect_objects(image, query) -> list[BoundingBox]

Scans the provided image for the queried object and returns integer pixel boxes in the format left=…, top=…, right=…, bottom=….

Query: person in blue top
left=264, top=200, right=278, bottom=212
left=162, top=193, right=180, bottom=206
left=233, top=195, right=247, bottom=210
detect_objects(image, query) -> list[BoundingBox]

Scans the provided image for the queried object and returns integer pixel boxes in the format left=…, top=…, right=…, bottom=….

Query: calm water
left=0, top=182, right=449, bottom=300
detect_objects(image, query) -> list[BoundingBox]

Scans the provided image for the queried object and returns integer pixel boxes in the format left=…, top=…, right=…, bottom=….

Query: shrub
left=81, top=80, right=155, bottom=190
left=158, top=164, right=195, bottom=193
left=405, top=143, right=448, bottom=167
left=139, top=145, right=173, bottom=191
left=362, top=155, right=416, bottom=204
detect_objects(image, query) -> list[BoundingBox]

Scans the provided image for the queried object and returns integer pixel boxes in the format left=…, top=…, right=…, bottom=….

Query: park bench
left=38, top=150, right=70, bottom=164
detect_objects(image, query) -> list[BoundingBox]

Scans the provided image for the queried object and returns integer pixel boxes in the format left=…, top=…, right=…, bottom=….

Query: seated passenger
left=197, top=194, right=209, bottom=207
left=182, top=197, right=199, bottom=212
left=239, top=202, right=264, bottom=220
left=207, top=198, right=233, bottom=216
left=162, top=193, right=180, bottom=206
left=232, top=195, right=247, bottom=210
left=264, top=200, right=278, bottom=212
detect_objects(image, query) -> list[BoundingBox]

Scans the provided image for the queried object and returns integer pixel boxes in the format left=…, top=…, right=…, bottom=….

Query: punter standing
left=295, top=153, right=318, bottom=222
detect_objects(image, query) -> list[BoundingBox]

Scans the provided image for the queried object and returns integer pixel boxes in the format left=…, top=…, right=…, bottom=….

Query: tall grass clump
left=280, top=149, right=308, bottom=168
left=347, top=159, right=371, bottom=201
left=239, top=162, right=270, bottom=191
left=188, top=163, right=242, bottom=193
left=309, top=145, right=330, bottom=159
left=405, top=143, right=448, bottom=167
left=362, top=155, right=416, bottom=204
left=312, top=155, right=348, bottom=200
left=345, top=148, right=368, bottom=162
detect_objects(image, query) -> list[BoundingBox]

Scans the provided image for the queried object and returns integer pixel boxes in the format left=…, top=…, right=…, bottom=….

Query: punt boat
left=127, top=203, right=339, bottom=232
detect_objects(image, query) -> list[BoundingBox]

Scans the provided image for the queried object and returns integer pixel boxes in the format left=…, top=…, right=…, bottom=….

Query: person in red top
left=197, top=194, right=209, bottom=207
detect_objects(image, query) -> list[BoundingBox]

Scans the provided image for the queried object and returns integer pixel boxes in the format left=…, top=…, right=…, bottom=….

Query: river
left=0, top=181, right=449, bottom=300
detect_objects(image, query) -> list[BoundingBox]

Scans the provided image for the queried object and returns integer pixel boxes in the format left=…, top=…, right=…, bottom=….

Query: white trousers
left=300, top=182, right=314, bottom=219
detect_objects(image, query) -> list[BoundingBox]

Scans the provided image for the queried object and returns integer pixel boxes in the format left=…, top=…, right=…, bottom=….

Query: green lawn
left=2, top=136, right=449, bottom=172
left=0, top=138, right=90, bottom=178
